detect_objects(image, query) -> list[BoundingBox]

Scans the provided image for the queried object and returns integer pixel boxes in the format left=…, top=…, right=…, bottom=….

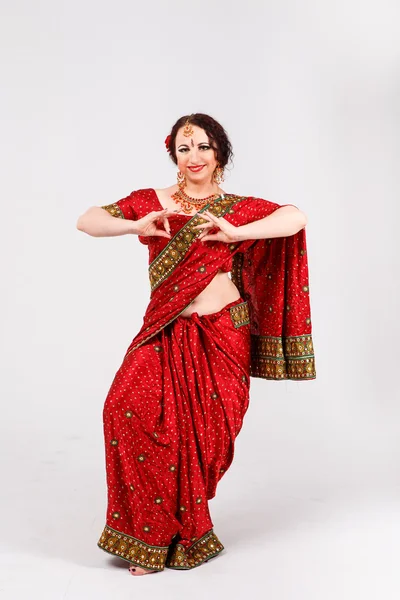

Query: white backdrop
left=1, top=1, right=399, bottom=598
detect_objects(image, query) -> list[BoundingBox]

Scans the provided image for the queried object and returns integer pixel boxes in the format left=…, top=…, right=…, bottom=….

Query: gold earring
left=213, top=165, right=224, bottom=184
left=177, top=170, right=186, bottom=190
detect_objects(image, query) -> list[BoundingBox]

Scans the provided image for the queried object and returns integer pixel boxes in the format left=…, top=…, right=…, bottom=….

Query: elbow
left=76, top=214, right=93, bottom=234
left=76, top=206, right=104, bottom=235
left=296, top=210, right=307, bottom=231
left=281, top=205, right=307, bottom=234
left=76, top=216, right=86, bottom=232
left=76, top=207, right=96, bottom=233
left=289, top=210, right=307, bottom=235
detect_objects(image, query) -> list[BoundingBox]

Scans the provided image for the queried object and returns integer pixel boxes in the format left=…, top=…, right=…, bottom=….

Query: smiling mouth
left=188, top=165, right=205, bottom=172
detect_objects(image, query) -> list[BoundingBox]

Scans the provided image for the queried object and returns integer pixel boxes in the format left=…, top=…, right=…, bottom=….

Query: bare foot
left=128, top=564, right=158, bottom=576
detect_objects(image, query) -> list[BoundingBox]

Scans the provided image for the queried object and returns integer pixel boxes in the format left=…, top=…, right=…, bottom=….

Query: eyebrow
left=177, top=142, right=210, bottom=148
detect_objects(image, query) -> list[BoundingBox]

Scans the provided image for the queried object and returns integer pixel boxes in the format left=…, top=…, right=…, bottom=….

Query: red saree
left=96, top=188, right=316, bottom=571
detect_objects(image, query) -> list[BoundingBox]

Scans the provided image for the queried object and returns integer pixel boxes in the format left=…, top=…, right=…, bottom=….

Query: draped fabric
left=96, top=188, right=316, bottom=571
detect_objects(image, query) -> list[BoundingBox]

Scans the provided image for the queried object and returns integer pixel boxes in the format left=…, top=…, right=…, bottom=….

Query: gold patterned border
left=231, top=251, right=245, bottom=295
left=149, top=194, right=246, bottom=291
left=165, top=529, right=224, bottom=570
left=101, top=203, right=125, bottom=219
left=97, top=525, right=169, bottom=571
left=229, top=301, right=250, bottom=328
left=251, top=334, right=316, bottom=380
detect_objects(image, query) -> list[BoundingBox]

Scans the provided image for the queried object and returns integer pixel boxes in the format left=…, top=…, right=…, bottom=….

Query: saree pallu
left=96, top=188, right=317, bottom=571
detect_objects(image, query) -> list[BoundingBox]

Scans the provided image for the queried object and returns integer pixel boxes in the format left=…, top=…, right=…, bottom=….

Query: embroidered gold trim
left=97, top=525, right=169, bottom=571
left=229, top=301, right=250, bottom=328
left=251, top=334, right=316, bottom=380
left=149, top=194, right=246, bottom=291
left=231, top=250, right=316, bottom=380
left=123, top=198, right=248, bottom=358
left=101, top=203, right=125, bottom=219
left=165, top=529, right=224, bottom=570
left=231, top=251, right=245, bottom=296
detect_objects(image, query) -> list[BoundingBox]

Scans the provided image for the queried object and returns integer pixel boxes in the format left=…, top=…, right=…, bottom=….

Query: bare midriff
left=153, top=187, right=241, bottom=317
left=180, top=271, right=241, bottom=317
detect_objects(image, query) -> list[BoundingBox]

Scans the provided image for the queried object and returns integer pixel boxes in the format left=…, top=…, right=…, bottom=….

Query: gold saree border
left=122, top=195, right=247, bottom=359
left=229, top=301, right=250, bottom=328
left=231, top=250, right=245, bottom=294
left=251, top=334, right=316, bottom=380
left=148, top=194, right=246, bottom=291
left=97, top=524, right=169, bottom=571
left=165, top=529, right=224, bottom=570
left=232, top=250, right=316, bottom=380
left=100, top=203, right=125, bottom=219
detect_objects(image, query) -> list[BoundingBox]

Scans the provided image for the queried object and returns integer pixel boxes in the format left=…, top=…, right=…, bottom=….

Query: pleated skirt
left=97, top=295, right=251, bottom=571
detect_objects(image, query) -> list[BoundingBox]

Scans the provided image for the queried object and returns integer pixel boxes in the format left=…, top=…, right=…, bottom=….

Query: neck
left=183, top=181, right=222, bottom=198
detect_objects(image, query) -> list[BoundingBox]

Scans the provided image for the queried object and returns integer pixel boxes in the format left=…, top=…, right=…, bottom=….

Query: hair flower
left=164, top=134, right=171, bottom=153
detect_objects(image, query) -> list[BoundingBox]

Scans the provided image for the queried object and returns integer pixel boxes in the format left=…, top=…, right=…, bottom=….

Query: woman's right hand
left=135, top=208, right=177, bottom=239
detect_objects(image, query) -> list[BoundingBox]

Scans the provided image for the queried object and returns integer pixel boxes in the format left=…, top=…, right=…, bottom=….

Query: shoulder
left=116, top=188, right=159, bottom=218
left=226, top=195, right=281, bottom=220
left=235, top=195, right=282, bottom=219
left=153, top=185, right=178, bottom=199
left=127, top=188, right=159, bottom=207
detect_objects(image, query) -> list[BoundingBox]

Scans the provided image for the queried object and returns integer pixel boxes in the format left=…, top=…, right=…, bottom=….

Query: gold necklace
left=171, top=187, right=222, bottom=214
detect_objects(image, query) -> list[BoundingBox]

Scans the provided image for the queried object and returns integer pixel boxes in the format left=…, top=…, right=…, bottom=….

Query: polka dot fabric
left=102, top=189, right=316, bottom=381
left=97, top=296, right=251, bottom=571
left=97, top=188, right=316, bottom=571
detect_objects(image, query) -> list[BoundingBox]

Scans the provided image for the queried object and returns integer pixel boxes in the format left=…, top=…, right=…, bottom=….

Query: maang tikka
left=183, top=117, right=194, bottom=137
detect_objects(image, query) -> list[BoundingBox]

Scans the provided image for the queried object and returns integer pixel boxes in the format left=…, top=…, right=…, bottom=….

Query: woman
left=76, top=113, right=316, bottom=576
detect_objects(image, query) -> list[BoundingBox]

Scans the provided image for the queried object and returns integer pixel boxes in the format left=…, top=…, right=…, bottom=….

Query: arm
left=76, top=206, right=140, bottom=237
left=236, top=206, right=307, bottom=241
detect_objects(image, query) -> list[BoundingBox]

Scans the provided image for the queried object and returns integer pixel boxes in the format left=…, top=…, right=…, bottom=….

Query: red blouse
left=110, top=188, right=234, bottom=271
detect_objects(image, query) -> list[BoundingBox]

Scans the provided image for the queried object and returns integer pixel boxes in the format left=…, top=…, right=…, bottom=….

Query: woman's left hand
left=193, top=210, right=242, bottom=243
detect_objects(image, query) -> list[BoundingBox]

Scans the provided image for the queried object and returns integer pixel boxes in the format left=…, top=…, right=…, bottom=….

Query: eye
left=199, top=145, right=210, bottom=150
left=178, top=148, right=189, bottom=153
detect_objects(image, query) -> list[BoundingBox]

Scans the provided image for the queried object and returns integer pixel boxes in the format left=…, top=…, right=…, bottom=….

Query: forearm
left=237, top=206, right=307, bottom=241
left=76, top=207, right=139, bottom=237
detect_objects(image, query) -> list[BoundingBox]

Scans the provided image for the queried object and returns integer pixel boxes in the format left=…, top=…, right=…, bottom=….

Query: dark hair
left=166, top=113, right=234, bottom=170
